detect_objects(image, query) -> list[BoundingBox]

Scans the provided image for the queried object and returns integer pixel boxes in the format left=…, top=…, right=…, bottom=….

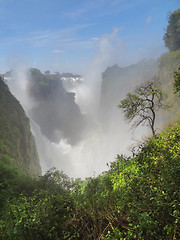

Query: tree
left=174, top=67, right=180, bottom=93
left=45, top=70, right=50, bottom=75
left=163, top=9, right=180, bottom=51
left=119, top=77, right=166, bottom=136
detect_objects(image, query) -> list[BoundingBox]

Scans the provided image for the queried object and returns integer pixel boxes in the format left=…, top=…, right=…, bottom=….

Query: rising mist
left=5, top=31, right=158, bottom=179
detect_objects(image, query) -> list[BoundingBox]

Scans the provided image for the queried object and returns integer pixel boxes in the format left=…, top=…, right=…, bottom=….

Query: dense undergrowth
left=0, top=123, right=179, bottom=239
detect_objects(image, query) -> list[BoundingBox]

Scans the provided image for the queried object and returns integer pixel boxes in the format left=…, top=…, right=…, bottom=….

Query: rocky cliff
left=0, top=77, right=41, bottom=176
left=28, top=68, right=85, bottom=145
left=99, top=59, right=158, bottom=128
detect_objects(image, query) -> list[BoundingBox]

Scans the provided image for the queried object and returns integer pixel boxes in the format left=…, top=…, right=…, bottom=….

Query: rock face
left=0, top=77, right=41, bottom=176
left=28, top=69, right=85, bottom=145
left=157, top=50, right=180, bottom=122
left=99, top=60, right=158, bottom=128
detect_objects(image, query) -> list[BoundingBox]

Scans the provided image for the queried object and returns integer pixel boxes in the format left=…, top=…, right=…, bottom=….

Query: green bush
left=0, top=123, right=179, bottom=239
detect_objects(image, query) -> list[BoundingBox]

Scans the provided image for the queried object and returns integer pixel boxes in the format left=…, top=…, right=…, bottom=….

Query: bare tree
left=119, top=77, right=167, bottom=136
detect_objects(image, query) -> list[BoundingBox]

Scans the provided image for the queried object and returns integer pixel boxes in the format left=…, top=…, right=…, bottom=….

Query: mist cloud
left=5, top=27, right=157, bottom=179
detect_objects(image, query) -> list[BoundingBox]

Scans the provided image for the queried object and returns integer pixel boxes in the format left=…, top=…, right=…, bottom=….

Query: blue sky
left=0, top=0, right=179, bottom=74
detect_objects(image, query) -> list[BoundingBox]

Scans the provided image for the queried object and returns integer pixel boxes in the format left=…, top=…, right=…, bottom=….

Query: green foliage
left=163, top=9, right=180, bottom=51
left=158, top=50, right=180, bottom=123
left=174, top=67, right=180, bottom=93
left=158, top=8, right=180, bottom=123
left=1, top=190, right=73, bottom=240
left=0, top=167, right=74, bottom=240
left=119, top=77, right=166, bottom=135
left=0, top=77, right=41, bottom=176
left=1, top=123, right=179, bottom=239
left=119, top=93, right=143, bottom=120
left=108, top=123, right=180, bottom=239
left=158, top=50, right=180, bottom=76
left=0, top=72, right=180, bottom=239
left=99, top=60, right=157, bottom=128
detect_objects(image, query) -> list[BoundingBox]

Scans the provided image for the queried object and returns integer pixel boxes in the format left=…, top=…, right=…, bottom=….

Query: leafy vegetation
left=118, top=77, right=167, bottom=135
left=158, top=50, right=180, bottom=123
left=0, top=122, right=179, bottom=239
left=158, top=8, right=180, bottom=123
left=99, top=60, right=157, bottom=128
left=163, top=9, right=180, bottom=51
left=174, top=67, right=180, bottom=93
left=0, top=8, right=180, bottom=239
left=0, top=77, right=41, bottom=176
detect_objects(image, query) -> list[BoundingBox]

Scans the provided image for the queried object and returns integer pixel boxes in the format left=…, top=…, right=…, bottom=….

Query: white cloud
left=146, top=16, right=152, bottom=24
left=0, top=24, right=93, bottom=49
left=61, top=1, right=104, bottom=19
left=112, top=26, right=124, bottom=36
left=52, top=49, right=65, bottom=53
left=92, top=37, right=99, bottom=41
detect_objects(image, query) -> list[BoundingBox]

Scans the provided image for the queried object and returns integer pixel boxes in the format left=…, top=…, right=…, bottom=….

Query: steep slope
left=0, top=77, right=41, bottom=176
left=158, top=50, right=180, bottom=123
left=99, top=59, right=158, bottom=128
left=28, top=68, right=85, bottom=145
left=99, top=51, right=180, bottom=131
left=1, top=122, right=179, bottom=239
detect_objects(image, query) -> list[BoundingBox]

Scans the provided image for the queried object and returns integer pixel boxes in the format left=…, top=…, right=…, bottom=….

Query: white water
left=5, top=30, right=150, bottom=178
left=6, top=66, right=133, bottom=178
